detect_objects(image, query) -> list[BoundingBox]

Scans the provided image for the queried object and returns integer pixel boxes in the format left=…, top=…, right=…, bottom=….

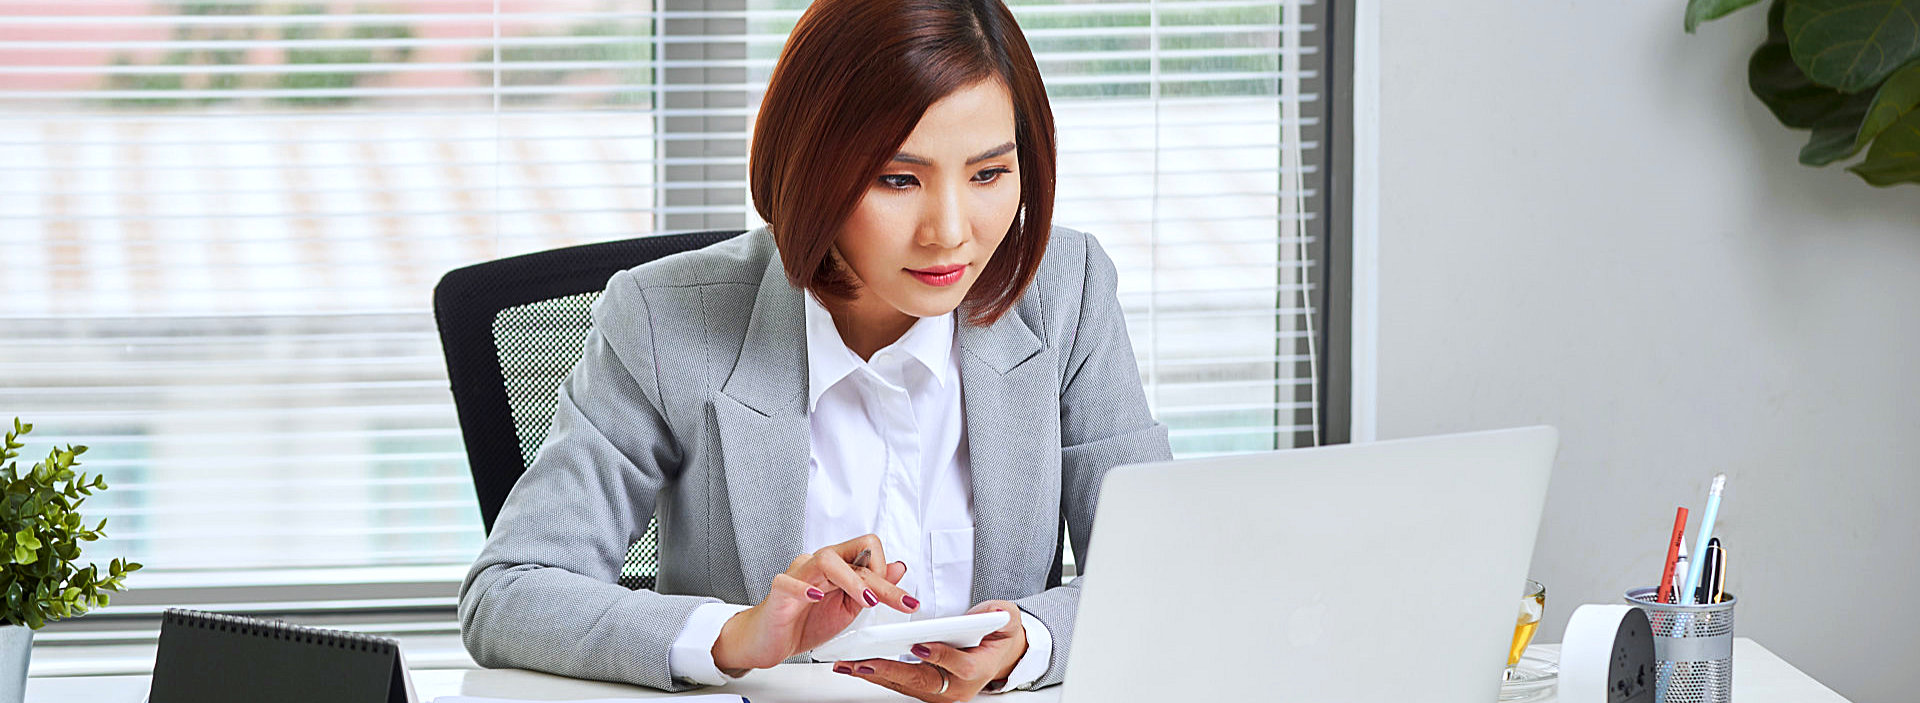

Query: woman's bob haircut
left=749, top=0, right=1056, bottom=327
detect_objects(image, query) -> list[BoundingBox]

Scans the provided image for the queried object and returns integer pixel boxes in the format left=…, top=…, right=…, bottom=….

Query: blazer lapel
left=716, top=252, right=810, bottom=604
left=957, top=302, right=1057, bottom=604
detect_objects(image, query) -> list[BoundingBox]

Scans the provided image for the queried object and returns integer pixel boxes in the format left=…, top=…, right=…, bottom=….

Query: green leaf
left=1784, top=0, right=1920, bottom=93
left=14, top=530, right=40, bottom=552
left=1800, top=122, right=1861, bottom=164
left=1687, top=0, right=1766, bottom=32
left=1853, top=61, right=1920, bottom=150
left=1849, top=107, right=1920, bottom=183
left=1753, top=2, right=1875, bottom=137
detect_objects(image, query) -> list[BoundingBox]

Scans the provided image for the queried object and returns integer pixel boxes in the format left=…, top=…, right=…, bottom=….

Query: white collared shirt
left=667, top=292, right=1052, bottom=690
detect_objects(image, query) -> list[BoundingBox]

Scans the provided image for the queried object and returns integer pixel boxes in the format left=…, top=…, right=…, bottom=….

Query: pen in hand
left=848, top=548, right=880, bottom=608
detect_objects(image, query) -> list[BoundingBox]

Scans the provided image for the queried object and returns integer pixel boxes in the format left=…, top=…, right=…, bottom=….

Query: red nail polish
left=863, top=589, right=878, bottom=607
left=834, top=664, right=852, bottom=674
left=911, top=644, right=932, bottom=658
left=806, top=587, right=825, bottom=601
left=857, top=665, right=876, bottom=675
left=902, top=594, right=920, bottom=610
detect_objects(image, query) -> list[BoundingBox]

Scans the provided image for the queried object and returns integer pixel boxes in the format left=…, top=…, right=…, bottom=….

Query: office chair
left=433, top=229, right=743, bottom=590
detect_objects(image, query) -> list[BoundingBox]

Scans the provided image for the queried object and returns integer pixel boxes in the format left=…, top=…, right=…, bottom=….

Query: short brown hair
left=749, top=0, right=1056, bottom=327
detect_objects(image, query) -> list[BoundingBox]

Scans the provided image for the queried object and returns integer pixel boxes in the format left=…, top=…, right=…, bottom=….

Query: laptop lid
left=1060, top=426, right=1558, bottom=703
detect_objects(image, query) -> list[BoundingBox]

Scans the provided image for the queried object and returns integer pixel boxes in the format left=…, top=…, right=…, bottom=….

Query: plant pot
left=0, top=624, right=28, bottom=703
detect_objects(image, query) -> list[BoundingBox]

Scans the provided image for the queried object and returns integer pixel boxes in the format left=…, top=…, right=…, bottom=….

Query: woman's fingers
left=811, top=544, right=880, bottom=607
left=840, top=659, right=955, bottom=701
left=910, top=642, right=983, bottom=681
left=764, top=572, right=826, bottom=618
left=861, top=562, right=917, bottom=612
left=801, top=535, right=919, bottom=613
left=836, top=534, right=887, bottom=574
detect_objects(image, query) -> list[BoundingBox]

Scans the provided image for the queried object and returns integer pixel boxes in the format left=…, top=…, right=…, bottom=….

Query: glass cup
left=1505, top=579, right=1547, bottom=681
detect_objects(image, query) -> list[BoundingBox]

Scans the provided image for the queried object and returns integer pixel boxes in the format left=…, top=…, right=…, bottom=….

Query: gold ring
left=935, top=668, right=950, bottom=695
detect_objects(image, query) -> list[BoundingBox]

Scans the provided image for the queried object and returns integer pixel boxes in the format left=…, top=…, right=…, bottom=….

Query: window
left=1, top=0, right=1347, bottom=638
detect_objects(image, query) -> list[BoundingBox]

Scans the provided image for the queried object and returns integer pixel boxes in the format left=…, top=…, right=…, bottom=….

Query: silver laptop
left=1061, top=426, right=1558, bottom=703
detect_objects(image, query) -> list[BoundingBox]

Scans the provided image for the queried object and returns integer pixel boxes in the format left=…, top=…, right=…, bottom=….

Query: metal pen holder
left=1624, top=587, right=1736, bottom=703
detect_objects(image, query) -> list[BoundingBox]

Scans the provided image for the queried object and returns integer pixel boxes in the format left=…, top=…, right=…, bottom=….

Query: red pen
left=1658, top=506, right=1689, bottom=604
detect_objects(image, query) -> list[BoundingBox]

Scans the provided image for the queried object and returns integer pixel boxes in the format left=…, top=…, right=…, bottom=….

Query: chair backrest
left=433, top=230, right=742, bottom=590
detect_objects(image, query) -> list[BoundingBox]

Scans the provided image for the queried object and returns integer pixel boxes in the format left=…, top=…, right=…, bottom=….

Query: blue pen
left=1681, top=474, right=1727, bottom=604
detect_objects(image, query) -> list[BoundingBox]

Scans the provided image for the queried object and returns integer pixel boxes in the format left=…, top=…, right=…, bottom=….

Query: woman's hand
left=711, top=534, right=920, bottom=675
left=835, top=600, right=1030, bottom=702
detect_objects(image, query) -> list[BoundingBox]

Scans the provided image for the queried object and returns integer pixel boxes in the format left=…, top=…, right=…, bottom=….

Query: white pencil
left=1681, top=474, right=1727, bottom=604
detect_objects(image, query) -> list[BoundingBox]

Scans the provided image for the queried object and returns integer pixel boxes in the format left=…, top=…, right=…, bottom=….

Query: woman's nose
left=919, top=181, right=968, bottom=248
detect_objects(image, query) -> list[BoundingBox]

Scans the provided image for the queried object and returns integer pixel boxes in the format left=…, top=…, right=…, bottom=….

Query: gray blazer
left=456, top=224, right=1172, bottom=691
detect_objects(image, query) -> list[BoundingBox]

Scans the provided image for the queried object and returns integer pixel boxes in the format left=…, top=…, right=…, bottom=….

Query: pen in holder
left=1624, top=587, right=1735, bottom=703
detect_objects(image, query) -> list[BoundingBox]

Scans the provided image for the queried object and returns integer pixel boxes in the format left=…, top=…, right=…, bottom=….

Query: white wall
left=1373, top=3, right=1920, bottom=702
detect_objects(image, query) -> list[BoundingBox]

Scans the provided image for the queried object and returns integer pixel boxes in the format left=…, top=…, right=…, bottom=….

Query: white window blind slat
left=2, top=0, right=1326, bottom=596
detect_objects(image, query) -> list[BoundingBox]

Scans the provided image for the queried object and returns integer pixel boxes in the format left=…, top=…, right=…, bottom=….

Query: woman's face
left=831, top=78, right=1023, bottom=321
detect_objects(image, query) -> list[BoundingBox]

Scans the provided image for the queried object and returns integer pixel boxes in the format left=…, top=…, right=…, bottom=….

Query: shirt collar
left=803, top=291, right=956, bottom=412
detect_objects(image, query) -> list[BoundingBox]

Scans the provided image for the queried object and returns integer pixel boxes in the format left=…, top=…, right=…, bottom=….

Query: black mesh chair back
left=433, top=230, right=742, bottom=590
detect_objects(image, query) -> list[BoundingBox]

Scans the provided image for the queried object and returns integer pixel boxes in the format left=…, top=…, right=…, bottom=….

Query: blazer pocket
left=929, top=527, right=975, bottom=617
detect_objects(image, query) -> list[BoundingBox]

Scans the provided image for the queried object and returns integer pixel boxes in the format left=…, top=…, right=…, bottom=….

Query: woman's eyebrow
left=891, top=141, right=1016, bottom=166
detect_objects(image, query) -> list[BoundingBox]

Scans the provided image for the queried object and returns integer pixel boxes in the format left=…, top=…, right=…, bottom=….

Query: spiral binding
left=162, top=608, right=399, bottom=654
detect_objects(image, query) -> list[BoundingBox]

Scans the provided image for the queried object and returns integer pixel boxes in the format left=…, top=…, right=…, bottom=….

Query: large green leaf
left=1753, top=0, right=1869, bottom=128
left=1849, top=108, right=1920, bottom=184
left=1803, top=61, right=1920, bottom=165
left=1751, top=0, right=1877, bottom=163
left=1783, top=0, right=1920, bottom=94
left=1853, top=61, right=1920, bottom=150
left=1687, top=0, right=1766, bottom=32
left=1801, top=123, right=1864, bottom=164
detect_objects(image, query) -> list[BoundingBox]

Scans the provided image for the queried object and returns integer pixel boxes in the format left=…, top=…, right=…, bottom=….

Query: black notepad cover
left=148, top=608, right=411, bottom=703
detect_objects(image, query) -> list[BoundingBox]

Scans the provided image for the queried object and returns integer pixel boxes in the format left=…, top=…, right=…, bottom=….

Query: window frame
left=27, top=0, right=1357, bottom=642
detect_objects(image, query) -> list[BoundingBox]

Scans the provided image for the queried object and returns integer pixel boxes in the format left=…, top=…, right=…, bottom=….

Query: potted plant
left=1684, top=0, right=1920, bottom=186
left=0, top=419, right=140, bottom=703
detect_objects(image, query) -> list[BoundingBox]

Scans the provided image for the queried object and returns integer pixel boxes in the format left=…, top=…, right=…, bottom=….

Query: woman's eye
left=975, top=167, right=1012, bottom=184
left=877, top=169, right=1011, bottom=189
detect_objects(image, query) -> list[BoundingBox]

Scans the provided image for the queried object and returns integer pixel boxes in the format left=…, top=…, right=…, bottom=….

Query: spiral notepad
left=148, top=608, right=418, bottom=703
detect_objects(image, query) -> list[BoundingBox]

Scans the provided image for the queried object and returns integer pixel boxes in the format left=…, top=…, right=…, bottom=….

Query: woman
left=456, top=0, right=1170, bottom=699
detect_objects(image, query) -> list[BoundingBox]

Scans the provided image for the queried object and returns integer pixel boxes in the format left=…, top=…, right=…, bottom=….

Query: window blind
left=0, top=0, right=1327, bottom=595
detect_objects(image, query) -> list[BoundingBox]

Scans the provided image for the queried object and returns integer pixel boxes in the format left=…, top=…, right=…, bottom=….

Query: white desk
left=26, top=638, right=1849, bottom=702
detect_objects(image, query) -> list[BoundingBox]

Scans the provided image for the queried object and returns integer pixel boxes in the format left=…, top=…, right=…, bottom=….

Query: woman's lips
left=907, top=264, right=965, bottom=287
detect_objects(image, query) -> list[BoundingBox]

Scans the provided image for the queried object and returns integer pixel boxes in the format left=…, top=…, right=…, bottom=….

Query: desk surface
left=26, top=638, right=1849, bottom=702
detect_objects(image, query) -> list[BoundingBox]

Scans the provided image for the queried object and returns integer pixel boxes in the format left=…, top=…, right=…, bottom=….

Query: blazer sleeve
left=456, top=269, right=717, bottom=692
left=1012, top=233, right=1175, bottom=688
